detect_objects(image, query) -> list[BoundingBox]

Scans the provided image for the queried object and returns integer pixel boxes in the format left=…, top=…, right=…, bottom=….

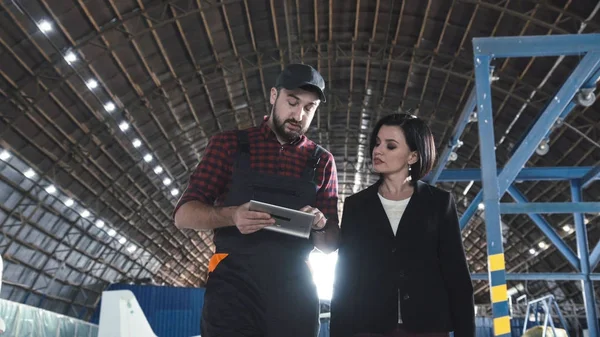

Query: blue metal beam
left=468, top=35, right=600, bottom=337
left=457, top=166, right=596, bottom=230
left=470, top=273, right=587, bottom=281
left=571, top=180, right=599, bottom=337
left=437, top=166, right=594, bottom=183
left=582, top=165, right=600, bottom=189
left=584, top=66, right=600, bottom=89
left=538, top=66, right=600, bottom=156
left=505, top=65, right=600, bottom=187
left=472, top=273, right=600, bottom=281
left=460, top=51, right=600, bottom=228
left=459, top=192, right=482, bottom=231
left=499, top=202, right=600, bottom=214
left=590, top=240, right=600, bottom=271
left=428, top=89, right=476, bottom=185
left=474, top=53, right=511, bottom=337
left=496, top=52, right=600, bottom=194
left=473, top=34, right=600, bottom=58
left=507, top=186, right=580, bottom=270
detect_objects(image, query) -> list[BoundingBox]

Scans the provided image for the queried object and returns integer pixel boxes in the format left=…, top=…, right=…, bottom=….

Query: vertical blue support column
left=474, top=54, right=511, bottom=337
left=571, top=180, right=599, bottom=337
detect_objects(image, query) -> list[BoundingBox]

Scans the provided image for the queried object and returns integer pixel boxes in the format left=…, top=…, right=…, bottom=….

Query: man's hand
left=300, top=205, right=327, bottom=231
left=232, top=202, right=276, bottom=234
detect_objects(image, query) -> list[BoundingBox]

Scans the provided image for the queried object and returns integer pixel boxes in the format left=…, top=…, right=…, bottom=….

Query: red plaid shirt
left=174, top=118, right=339, bottom=224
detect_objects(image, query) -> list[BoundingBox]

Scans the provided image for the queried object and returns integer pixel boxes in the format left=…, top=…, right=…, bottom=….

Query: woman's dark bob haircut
left=369, top=113, right=437, bottom=182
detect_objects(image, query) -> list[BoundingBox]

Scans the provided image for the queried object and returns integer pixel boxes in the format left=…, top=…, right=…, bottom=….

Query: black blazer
left=330, top=180, right=475, bottom=337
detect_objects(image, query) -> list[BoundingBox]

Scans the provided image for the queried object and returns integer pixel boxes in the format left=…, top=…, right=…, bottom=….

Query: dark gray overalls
left=200, top=130, right=323, bottom=337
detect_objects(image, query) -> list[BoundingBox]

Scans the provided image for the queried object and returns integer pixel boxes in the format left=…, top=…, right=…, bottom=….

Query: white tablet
left=248, top=200, right=315, bottom=239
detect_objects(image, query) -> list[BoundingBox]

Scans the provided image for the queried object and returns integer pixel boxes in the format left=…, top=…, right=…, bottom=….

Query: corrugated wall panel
left=90, top=284, right=205, bottom=337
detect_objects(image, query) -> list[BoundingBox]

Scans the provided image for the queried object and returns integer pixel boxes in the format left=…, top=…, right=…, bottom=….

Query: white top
left=377, top=193, right=411, bottom=235
left=377, top=193, right=411, bottom=323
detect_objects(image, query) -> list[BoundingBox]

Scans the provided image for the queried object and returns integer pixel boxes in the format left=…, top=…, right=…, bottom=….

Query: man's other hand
left=300, top=205, right=327, bottom=231
left=232, top=202, right=276, bottom=234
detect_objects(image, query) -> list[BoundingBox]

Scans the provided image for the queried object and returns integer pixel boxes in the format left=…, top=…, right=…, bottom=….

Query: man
left=173, top=63, right=339, bottom=337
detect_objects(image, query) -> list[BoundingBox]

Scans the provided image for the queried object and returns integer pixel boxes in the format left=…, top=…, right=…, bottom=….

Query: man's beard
left=271, top=106, right=305, bottom=142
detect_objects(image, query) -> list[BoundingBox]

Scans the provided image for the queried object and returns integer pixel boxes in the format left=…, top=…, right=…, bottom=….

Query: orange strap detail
left=208, top=253, right=229, bottom=273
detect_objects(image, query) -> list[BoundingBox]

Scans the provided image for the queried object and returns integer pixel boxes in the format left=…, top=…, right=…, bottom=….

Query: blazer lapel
left=395, top=181, right=429, bottom=237
left=364, top=181, right=396, bottom=238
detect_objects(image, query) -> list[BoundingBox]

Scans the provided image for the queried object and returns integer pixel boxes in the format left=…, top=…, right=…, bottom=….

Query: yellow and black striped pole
left=488, top=253, right=511, bottom=337
left=473, top=51, right=512, bottom=337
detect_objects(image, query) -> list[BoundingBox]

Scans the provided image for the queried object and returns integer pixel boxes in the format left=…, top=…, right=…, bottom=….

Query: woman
left=330, top=113, right=474, bottom=337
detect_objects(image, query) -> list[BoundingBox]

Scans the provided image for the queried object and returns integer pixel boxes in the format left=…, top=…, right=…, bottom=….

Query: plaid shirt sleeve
left=316, top=151, right=339, bottom=225
left=173, top=132, right=235, bottom=217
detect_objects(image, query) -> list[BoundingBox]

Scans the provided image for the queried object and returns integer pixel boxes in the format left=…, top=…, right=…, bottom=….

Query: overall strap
left=236, top=130, right=251, bottom=169
left=304, top=145, right=324, bottom=182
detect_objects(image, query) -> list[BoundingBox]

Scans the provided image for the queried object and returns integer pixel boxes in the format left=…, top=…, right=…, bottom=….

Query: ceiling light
left=127, top=244, right=137, bottom=253
left=38, top=20, right=53, bottom=32
left=81, top=210, right=90, bottom=218
left=562, top=224, right=573, bottom=233
left=45, top=185, right=56, bottom=194
left=24, top=168, right=35, bottom=178
left=65, top=198, right=74, bottom=207
left=119, top=121, right=129, bottom=131
left=0, top=150, right=10, bottom=161
left=153, top=166, right=163, bottom=174
left=104, top=102, right=115, bottom=112
left=170, top=188, right=179, bottom=196
left=163, top=178, right=172, bottom=186
left=507, top=286, right=520, bottom=297
left=478, top=203, right=485, bottom=211
left=535, top=139, right=549, bottom=156
left=107, top=229, right=116, bottom=237
left=143, top=154, right=153, bottom=162
left=462, top=181, right=474, bottom=196
left=95, top=220, right=105, bottom=228
left=86, top=79, right=98, bottom=89
left=538, top=241, right=547, bottom=249
left=132, top=139, right=142, bottom=148
left=468, top=112, right=478, bottom=123
left=118, top=237, right=127, bottom=245
left=529, top=248, right=536, bottom=255
left=64, top=52, right=77, bottom=64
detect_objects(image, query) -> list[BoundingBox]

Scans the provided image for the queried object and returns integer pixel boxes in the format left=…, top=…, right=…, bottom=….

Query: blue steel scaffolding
left=429, top=34, right=600, bottom=337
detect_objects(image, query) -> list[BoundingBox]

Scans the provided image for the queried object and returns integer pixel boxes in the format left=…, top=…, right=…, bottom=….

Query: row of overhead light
left=32, top=14, right=182, bottom=275
left=36, top=19, right=180, bottom=198
left=0, top=149, right=138, bottom=255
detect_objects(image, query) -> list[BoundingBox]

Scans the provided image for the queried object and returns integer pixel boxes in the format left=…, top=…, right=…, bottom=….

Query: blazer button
left=403, top=294, right=410, bottom=300
left=391, top=248, right=397, bottom=253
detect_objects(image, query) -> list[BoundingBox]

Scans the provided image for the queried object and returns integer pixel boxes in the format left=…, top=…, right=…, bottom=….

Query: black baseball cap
left=275, top=63, right=326, bottom=102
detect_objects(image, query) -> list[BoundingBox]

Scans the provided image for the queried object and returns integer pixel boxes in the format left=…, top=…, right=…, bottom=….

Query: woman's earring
left=407, top=164, right=412, bottom=181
